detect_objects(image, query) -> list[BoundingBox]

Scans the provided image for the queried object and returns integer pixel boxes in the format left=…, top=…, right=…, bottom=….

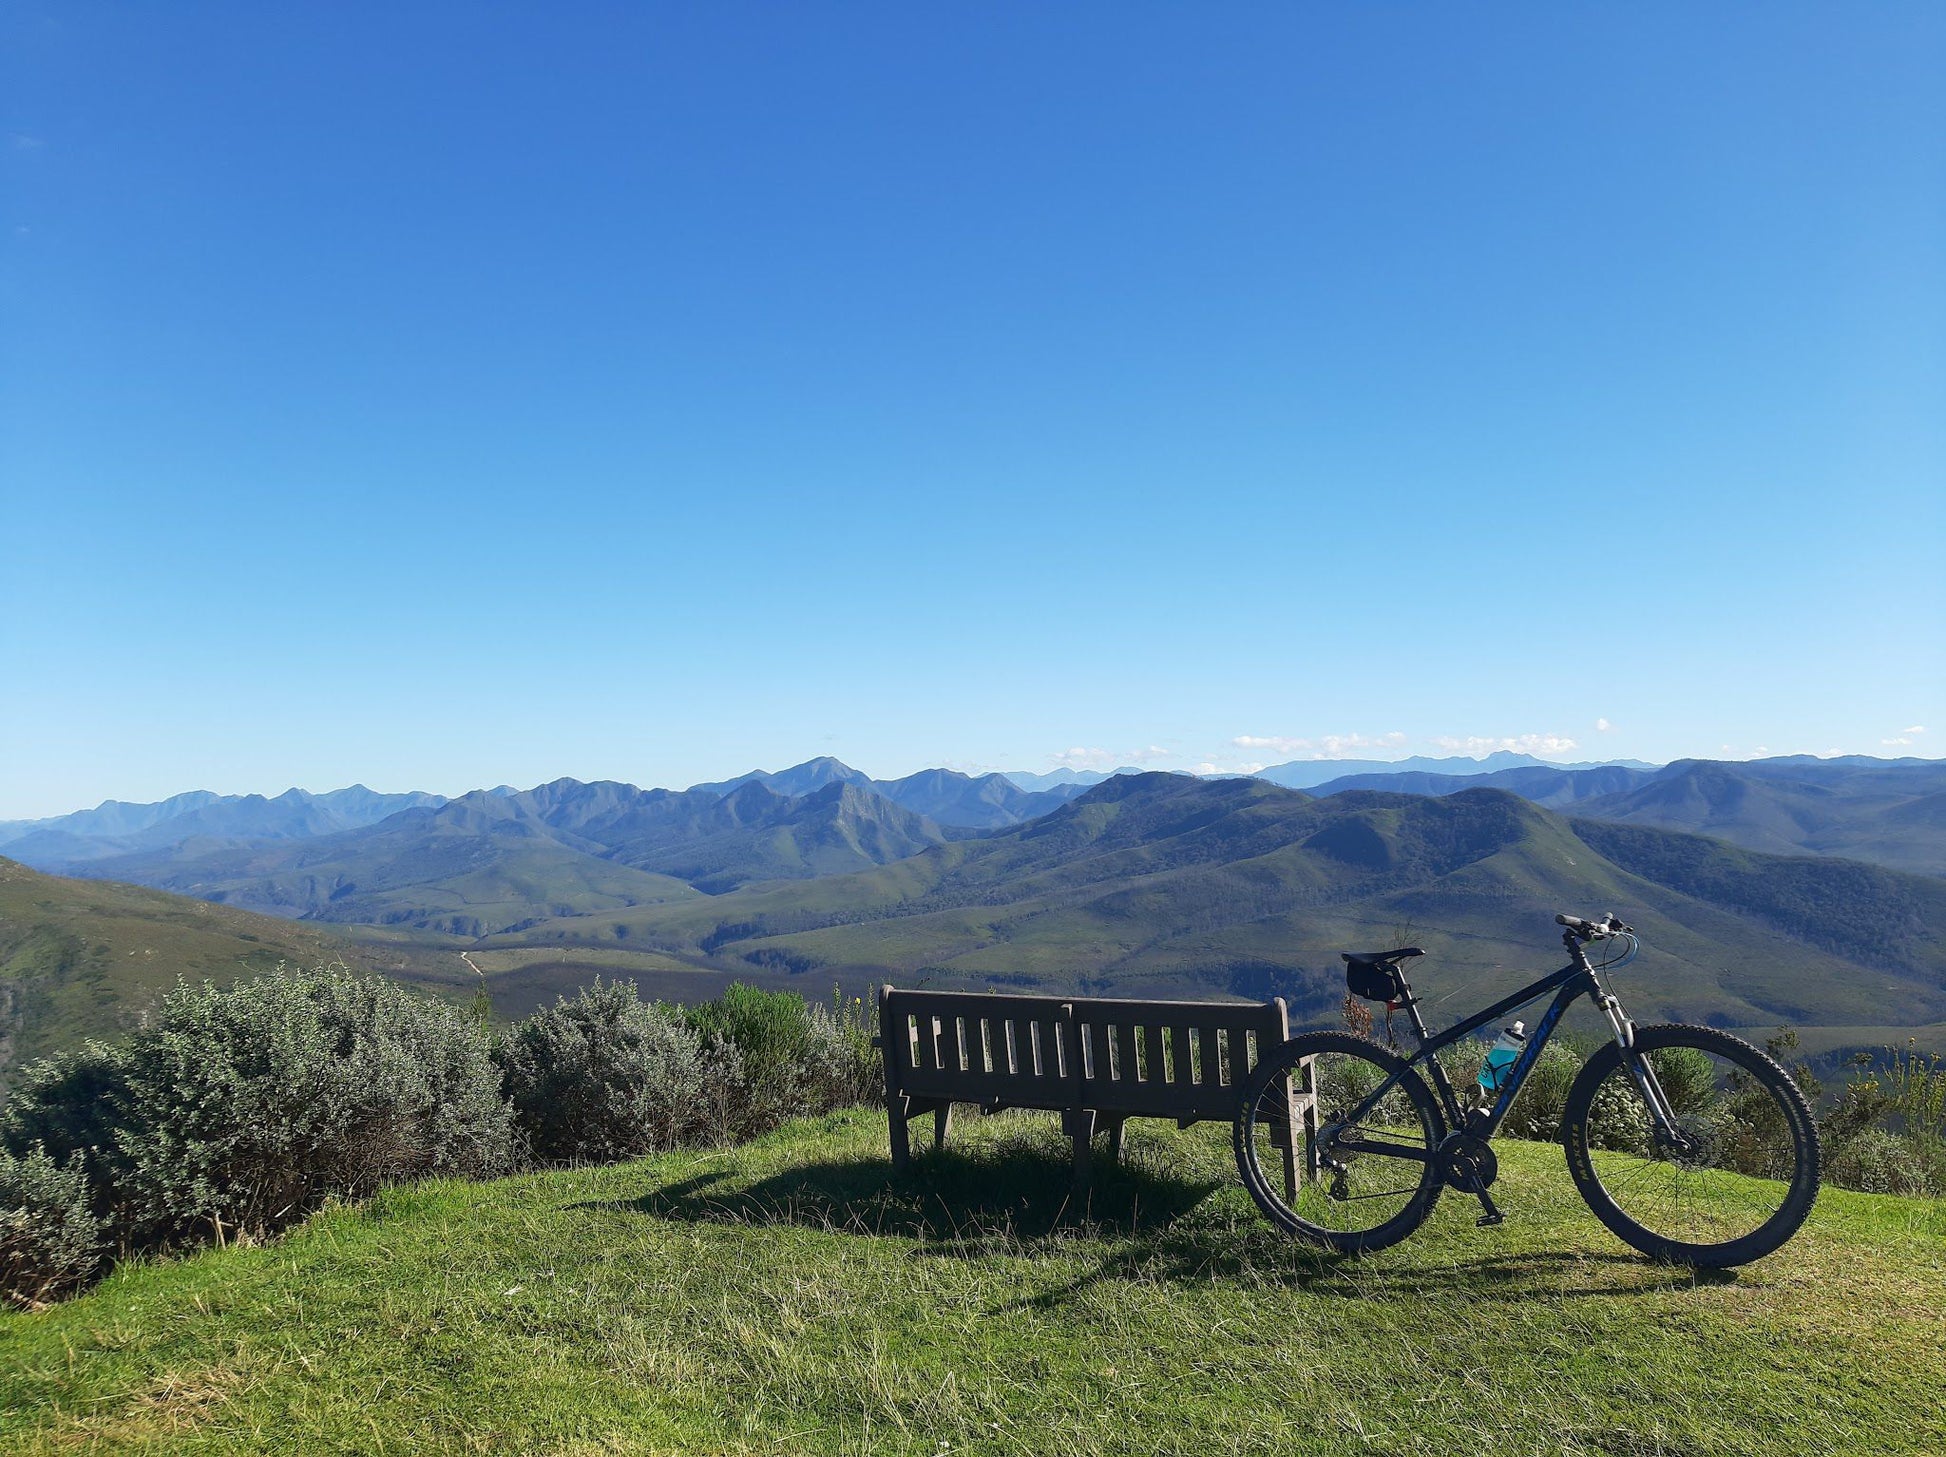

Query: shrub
left=1497, top=1042, right=1582, bottom=1142
left=1650, top=1046, right=1718, bottom=1117
left=2, top=964, right=515, bottom=1249
left=1430, top=1038, right=1582, bottom=1142
left=0, top=1042, right=133, bottom=1212
left=681, top=983, right=862, bottom=1133
left=1825, top=1129, right=1943, bottom=1197
left=813, top=990, right=883, bottom=1111
left=495, top=980, right=740, bottom=1162
left=683, top=984, right=812, bottom=1108
left=0, top=1143, right=103, bottom=1310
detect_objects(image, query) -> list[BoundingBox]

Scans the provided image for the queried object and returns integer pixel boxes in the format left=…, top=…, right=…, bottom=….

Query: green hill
left=0, top=858, right=447, bottom=1083
left=2, top=1109, right=1939, bottom=1454
left=493, top=775, right=1946, bottom=1045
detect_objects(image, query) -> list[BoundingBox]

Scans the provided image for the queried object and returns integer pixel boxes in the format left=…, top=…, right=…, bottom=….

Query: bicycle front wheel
left=1235, top=1031, right=1445, bottom=1255
left=1561, top=1024, right=1820, bottom=1268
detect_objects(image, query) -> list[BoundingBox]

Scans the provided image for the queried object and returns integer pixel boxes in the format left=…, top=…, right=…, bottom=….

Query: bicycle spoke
left=1235, top=1036, right=1442, bottom=1250
left=1577, top=1039, right=1806, bottom=1252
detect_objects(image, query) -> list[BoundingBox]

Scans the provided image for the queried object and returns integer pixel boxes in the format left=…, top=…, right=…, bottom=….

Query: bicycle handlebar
left=1557, top=912, right=1634, bottom=939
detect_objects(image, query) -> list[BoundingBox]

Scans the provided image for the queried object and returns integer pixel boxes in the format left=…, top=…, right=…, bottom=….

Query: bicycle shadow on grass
left=569, top=1135, right=1725, bottom=1305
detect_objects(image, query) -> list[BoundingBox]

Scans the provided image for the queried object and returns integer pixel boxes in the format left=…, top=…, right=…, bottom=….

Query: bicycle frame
left=1332, top=932, right=1683, bottom=1153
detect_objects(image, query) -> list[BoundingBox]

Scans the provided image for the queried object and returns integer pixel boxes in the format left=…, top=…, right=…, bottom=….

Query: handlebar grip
left=1557, top=912, right=1636, bottom=938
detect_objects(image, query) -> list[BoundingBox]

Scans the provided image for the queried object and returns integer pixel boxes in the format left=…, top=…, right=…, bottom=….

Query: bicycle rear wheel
left=1235, top=1031, right=1445, bottom=1255
left=1561, top=1024, right=1820, bottom=1268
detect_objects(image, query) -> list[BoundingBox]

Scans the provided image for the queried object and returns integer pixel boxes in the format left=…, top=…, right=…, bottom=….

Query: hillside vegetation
left=1, top=1109, right=1940, bottom=1455
left=0, top=858, right=446, bottom=1083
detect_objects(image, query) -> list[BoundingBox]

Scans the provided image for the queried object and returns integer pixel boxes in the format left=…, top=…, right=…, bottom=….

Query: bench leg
left=1268, top=1069, right=1295, bottom=1202
left=887, top=1094, right=912, bottom=1172
left=1064, top=1108, right=1096, bottom=1192
left=933, top=1102, right=954, bottom=1152
left=1295, top=1055, right=1319, bottom=1192
left=1105, top=1116, right=1126, bottom=1164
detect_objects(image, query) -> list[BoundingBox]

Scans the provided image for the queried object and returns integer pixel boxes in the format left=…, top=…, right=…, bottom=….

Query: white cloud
left=1232, top=735, right=1308, bottom=756
left=1194, top=761, right=1265, bottom=777
left=1050, top=745, right=1169, bottom=770
left=1595, top=717, right=1614, bottom=733
left=1883, top=737, right=1911, bottom=747
left=1907, top=725, right=1926, bottom=735
left=1051, top=747, right=1118, bottom=770
left=1230, top=731, right=1406, bottom=761
left=1432, top=733, right=1580, bottom=760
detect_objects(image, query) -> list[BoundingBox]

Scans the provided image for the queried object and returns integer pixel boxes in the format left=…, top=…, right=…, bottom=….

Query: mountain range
left=8, top=753, right=1939, bottom=886
left=477, top=772, right=1946, bottom=1048
left=0, top=786, right=447, bottom=868
left=67, top=778, right=960, bottom=933
left=1308, top=755, right=1946, bottom=875
left=3, top=755, right=1944, bottom=1071
left=0, top=763, right=1089, bottom=871
left=689, top=757, right=1087, bottom=829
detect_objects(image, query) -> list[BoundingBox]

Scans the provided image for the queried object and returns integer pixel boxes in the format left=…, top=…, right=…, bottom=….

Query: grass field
left=3, top=1110, right=1941, bottom=1455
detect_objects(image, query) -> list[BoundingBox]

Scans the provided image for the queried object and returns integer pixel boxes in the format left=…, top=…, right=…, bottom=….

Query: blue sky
left=3, top=3, right=1942, bottom=817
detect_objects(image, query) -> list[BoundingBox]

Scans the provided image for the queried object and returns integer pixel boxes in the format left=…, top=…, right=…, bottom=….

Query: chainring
left=1437, top=1132, right=1499, bottom=1192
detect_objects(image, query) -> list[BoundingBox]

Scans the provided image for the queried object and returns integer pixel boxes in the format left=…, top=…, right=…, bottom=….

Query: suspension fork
left=1578, top=944, right=1684, bottom=1142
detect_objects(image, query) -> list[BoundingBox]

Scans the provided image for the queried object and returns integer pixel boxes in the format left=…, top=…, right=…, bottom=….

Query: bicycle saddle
left=1341, top=947, right=1425, bottom=966
left=1346, top=945, right=1424, bottom=964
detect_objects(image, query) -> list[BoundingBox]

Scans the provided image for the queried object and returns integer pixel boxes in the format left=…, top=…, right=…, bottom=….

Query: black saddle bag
left=1346, top=959, right=1408, bottom=1003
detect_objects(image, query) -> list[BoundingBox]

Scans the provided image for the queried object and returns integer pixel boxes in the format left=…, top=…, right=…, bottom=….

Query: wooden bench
left=876, top=985, right=1317, bottom=1195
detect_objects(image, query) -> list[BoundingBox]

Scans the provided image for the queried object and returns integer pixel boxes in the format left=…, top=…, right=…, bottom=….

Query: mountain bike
left=1234, top=914, right=1821, bottom=1268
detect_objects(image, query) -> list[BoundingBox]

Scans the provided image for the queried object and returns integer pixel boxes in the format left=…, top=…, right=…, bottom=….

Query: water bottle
left=1477, top=1020, right=1526, bottom=1095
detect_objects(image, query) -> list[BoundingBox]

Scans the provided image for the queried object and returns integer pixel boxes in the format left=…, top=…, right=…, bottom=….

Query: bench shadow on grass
left=570, top=1131, right=1725, bottom=1305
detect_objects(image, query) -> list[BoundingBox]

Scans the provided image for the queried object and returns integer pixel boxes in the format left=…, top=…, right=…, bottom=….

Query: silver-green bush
left=0, top=1143, right=104, bottom=1310
left=1825, top=1130, right=1942, bottom=1197
left=495, top=980, right=742, bottom=1161
left=497, top=981, right=883, bottom=1162
left=1, top=965, right=515, bottom=1250
left=0, top=1042, right=131, bottom=1210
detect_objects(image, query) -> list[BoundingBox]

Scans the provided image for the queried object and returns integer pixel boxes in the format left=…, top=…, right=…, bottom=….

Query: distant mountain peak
left=688, top=756, right=875, bottom=799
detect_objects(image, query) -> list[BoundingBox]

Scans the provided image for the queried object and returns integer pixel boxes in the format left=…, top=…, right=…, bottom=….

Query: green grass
left=3, top=1110, right=1941, bottom=1455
